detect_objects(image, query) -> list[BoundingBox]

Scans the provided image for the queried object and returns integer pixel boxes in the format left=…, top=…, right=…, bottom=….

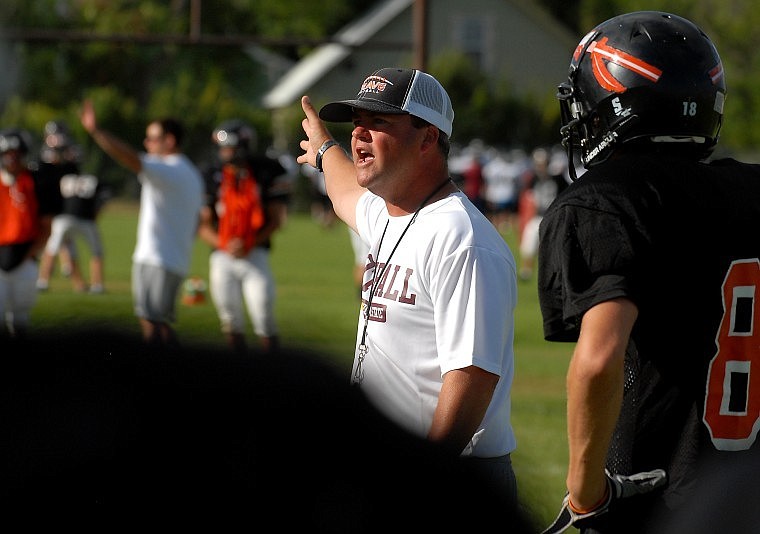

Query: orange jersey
left=216, top=164, right=265, bottom=254
left=0, top=171, right=40, bottom=245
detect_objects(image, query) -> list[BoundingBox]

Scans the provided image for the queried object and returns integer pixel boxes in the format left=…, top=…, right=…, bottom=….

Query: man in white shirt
left=81, top=100, right=204, bottom=347
left=297, top=68, right=519, bottom=502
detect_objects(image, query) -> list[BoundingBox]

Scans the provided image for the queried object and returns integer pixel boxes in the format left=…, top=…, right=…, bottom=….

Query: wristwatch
left=316, top=139, right=340, bottom=173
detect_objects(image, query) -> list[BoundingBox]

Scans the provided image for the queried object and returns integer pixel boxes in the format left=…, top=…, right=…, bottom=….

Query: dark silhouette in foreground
left=2, top=330, right=538, bottom=531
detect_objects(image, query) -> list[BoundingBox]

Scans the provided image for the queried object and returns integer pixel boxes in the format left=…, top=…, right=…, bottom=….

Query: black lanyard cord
left=354, top=177, right=453, bottom=383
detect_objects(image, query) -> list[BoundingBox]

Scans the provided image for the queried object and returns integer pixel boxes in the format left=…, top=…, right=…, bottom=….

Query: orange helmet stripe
left=589, top=37, right=663, bottom=93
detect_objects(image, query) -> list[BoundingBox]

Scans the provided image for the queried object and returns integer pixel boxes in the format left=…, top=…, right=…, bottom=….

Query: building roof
left=262, top=0, right=412, bottom=109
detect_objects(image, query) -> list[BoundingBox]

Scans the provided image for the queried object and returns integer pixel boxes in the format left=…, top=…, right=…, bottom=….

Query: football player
left=539, top=11, right=760, bottom=534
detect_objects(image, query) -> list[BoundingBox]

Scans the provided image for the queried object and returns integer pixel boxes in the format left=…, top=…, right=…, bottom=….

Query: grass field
left=31, top=198, right=572, bottom=526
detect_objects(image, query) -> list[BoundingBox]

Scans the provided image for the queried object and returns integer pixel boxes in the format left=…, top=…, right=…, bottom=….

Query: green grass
left=31, top=199, right=572, bottom=526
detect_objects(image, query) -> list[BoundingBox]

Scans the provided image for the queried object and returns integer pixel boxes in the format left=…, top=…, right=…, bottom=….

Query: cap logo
left=588, top=37, right=662, bottom=93
left=359, top=75, right=393, bottom=96
left=319, top=68, right=453, bottom=136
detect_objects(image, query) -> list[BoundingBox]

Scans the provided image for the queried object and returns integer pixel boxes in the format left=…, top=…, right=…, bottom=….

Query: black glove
left=541, top=469, right=667, bottom=534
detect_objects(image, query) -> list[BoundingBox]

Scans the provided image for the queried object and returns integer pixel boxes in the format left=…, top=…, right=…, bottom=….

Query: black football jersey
left=538, top=151, right=760, bottom=529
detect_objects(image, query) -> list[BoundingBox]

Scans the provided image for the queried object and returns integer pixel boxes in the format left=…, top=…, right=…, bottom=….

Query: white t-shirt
left=353, top=189, right=518, bottom=458
left=481, top=154, right=524, bottom=204
left=134, top=153, right=204, bottom=276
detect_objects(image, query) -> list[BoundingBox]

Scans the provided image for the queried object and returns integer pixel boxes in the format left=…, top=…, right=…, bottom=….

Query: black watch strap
left=316, top=139, right=340, bottom=172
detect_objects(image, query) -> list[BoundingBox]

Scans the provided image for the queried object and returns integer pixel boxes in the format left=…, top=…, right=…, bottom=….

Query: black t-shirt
left=59, top=173, right=103, bottom=220
left=34, top=160, right=79, bottom=215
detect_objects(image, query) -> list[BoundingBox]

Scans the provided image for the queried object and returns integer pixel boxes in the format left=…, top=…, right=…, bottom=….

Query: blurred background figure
left=34, top=121, right=82, bottom=290
left=0, top=128, right=55, bottom=339
left=482, top=147, right=527, bottom=234
left=36, top=120, right=108, bottom=294
left=516, top=146, right=569, bottom=281
left=449, top=139, right=486, bottom=213
left=80, top=100, right=204, bottom=348
left=198, top=119, right=291, bottom=354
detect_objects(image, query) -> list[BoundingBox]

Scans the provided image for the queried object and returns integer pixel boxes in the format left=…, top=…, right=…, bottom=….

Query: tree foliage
left=0, top=0, right=366, bottom=194
left=430, top=52, right=560, bottom=150
left=1, top=0, right=758, bottom=198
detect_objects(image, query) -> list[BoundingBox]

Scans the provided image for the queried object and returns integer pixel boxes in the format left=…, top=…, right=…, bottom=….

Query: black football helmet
left=557, top=11, right=726, bottom=180
left=41, top=120, right=82, bottom=164
left=0, top=129, right=31, bottom=155
left=212, top=119, right=256, bottom=163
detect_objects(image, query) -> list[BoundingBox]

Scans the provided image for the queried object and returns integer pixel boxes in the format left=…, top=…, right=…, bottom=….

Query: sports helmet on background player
left=557, top=11, right=726, bottom=180
left=212, top=119, right=257, bottom=164
left=0, top=129, right=32, bottom=182
left=41, top=120, right=82, bottom=164
left=0, top=128, right=31, bottom=155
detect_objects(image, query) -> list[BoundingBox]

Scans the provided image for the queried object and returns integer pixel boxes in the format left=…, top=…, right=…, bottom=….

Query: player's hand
left=541, top=469, right=667, bottom=534
left=226, top=237, right=246, bottom=258
left=297, top=95, right=333, bottom=168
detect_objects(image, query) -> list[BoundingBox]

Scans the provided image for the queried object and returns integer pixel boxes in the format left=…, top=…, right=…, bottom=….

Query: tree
left=0, top=0, right=366, bottom=195
left=430, top=52, right=560, bottom=150
left=2, top=0, right=758, bottom=200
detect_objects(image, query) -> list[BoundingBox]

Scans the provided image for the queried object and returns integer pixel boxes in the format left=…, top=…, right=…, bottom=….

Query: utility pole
left=190, top=0, right=201, bottom=41
left=413, top=0, right=428, bottom=71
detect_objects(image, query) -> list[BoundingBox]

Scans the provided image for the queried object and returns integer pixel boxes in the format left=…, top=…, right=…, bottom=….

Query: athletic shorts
left=131, top=262, right=183, bottom=323
left=44, top=214, right=104, bottom=257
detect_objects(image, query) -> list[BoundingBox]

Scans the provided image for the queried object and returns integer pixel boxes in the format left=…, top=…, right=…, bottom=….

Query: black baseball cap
left=319, top=67, right=454, bottom=136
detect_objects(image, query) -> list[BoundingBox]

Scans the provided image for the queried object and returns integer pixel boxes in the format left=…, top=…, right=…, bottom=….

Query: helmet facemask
left=558, top=74, right=637, bottom=180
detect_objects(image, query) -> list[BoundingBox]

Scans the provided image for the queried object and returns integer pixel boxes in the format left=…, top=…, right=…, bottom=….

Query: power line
left=0, top=28, right=411, bottom=49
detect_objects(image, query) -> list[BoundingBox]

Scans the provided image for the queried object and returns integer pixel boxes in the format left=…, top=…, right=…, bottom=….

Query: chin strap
left=561, top=122, right=580, bottom=182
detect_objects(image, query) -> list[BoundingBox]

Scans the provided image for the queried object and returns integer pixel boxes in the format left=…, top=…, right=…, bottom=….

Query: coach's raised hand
left=297, top=95, right=333, bottom=169
left=296, top=94, right=359, bottom=229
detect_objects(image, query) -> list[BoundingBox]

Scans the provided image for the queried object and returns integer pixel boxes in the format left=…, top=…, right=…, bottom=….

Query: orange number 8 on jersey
left=704, top=258, right=760, bottom=451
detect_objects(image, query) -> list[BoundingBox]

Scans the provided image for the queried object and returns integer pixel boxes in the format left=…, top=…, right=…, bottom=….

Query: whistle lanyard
left=353, top=178, right=453, bottom=384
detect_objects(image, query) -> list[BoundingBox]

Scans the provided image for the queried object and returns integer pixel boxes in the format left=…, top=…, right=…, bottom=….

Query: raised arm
left=297, top=95, right=365, bottom=231
left=80, top=99, right=142, bottom=174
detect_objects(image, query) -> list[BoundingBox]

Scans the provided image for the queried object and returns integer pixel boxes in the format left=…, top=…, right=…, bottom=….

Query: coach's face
left=350, top=110, right=425, bottom=198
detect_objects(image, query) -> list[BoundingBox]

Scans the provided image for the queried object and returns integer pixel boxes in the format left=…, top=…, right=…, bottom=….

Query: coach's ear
left=419, top=123, right=440, bottom=153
